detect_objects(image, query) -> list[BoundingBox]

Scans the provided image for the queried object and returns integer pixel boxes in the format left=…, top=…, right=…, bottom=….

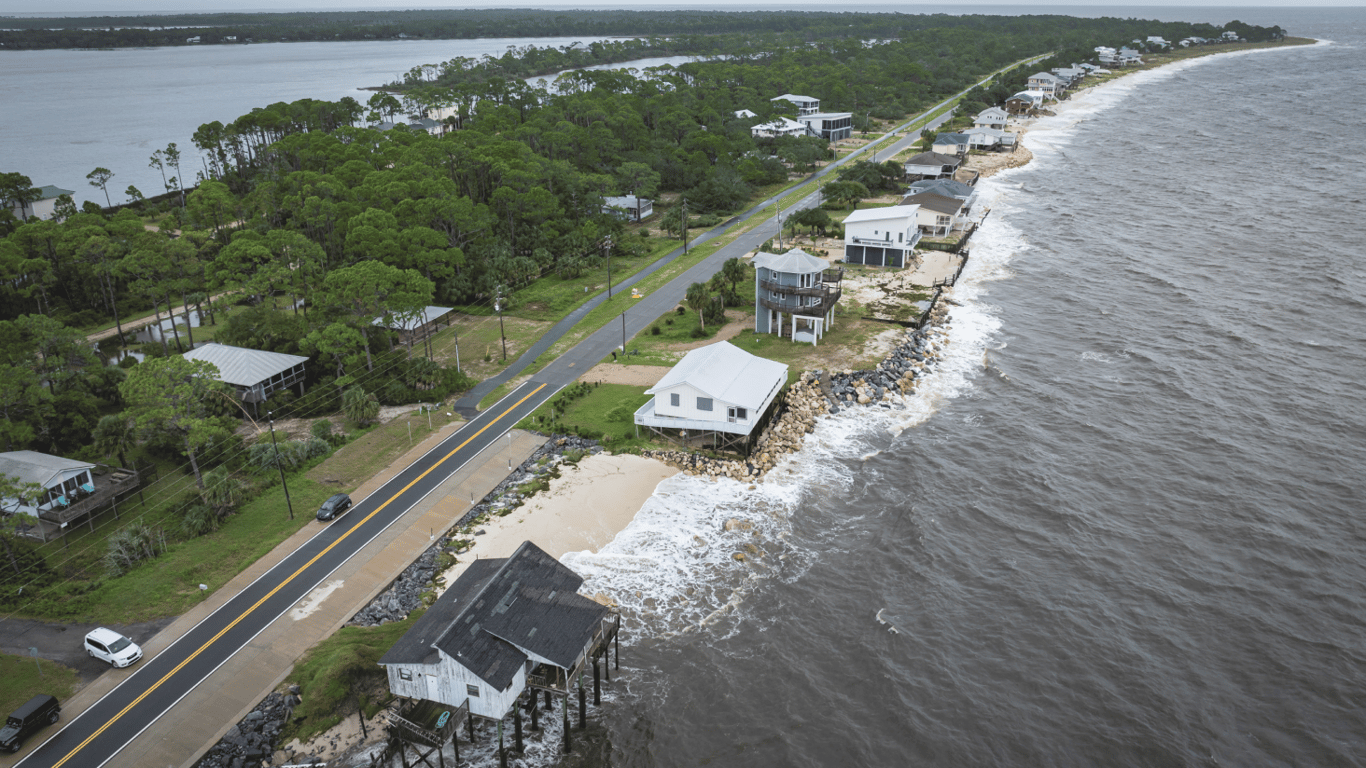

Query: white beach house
left=634, top=341, right=788, bottom=447
left=842, top=204, right=922, bottom=268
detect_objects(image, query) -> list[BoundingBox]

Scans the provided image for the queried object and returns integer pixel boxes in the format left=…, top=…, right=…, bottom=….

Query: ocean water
left=560, top=11, right=1366, bottom=768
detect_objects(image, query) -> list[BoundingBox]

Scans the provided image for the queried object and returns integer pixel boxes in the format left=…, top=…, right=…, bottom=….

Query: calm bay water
left=556, top=8, right=1366, bottom=768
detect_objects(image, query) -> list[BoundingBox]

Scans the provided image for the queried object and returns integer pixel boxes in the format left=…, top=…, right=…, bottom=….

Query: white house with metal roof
left=753, top=249, right=843, bottom=344
left=634, top=341, right=788, bottom=445
left=0, top=451, right=95, bottom=516
left=973, top=107, right=1010, bottom=130
left=751, top=117, right=814, bottom=139
left=181, top=343, right=307, bottom=409
left=601, top=195, right=654, bottom=222
left=842, top=204, right=922, bottom=268
left=770, top=93, right=821, bottom=116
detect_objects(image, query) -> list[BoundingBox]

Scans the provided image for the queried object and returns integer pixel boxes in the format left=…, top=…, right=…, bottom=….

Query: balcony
left=758, top=284, right=840, bottom=317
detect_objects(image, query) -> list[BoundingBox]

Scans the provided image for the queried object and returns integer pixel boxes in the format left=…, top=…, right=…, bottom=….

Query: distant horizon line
left=0, top=3, right=1351, bottom=17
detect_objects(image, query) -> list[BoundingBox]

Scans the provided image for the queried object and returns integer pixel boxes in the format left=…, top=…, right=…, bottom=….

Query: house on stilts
left=753, top=248, right=842, bottom=345
left=377, top=541, right=620, bottom=766
left=633, top=341, right=788, bottom=452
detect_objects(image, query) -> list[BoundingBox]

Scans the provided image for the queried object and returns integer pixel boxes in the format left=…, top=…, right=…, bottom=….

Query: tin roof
left=0, top=451, right=94, bottom=488
left=374, top=306, right=453, bottom=331
left=645, top=341, right=788, bottom=412
left=181, top=344, right=307, bottom=388
left=843, top=204, right=921, bottom=225
left=752, top=248, right=827, bottom=274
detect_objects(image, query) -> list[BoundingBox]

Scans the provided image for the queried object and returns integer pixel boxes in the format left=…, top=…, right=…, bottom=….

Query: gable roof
left=900, top=192, right=964, bottom=215
left=933, top=132, right=970, bottom=144
left=770, top=93, right=817, bottom=103
left=752, top=117, right=809, bottom=133
left=382, top=542, right=610, bottom=692
left=907, top=178, right=975, bottom=200
left=975, top=107, right=1008, bottom=121
left=181, top=343, right=307, bottom=388
left=603, top=195, right=650, bottom=209
left=752, top=248, right=827, bottom=274
left=842, top=203, right=920, bottom=225
left=35, top=185, right=75, bottom=201
left=0, top=451, right=94, bottom=488
left=374, top=306, right=453, bottom=331
left=1029, top=71, right=1061, bottom=82
left=645, top=341, right=788, bottom=412
left=904, top=151, right=961, bottom=167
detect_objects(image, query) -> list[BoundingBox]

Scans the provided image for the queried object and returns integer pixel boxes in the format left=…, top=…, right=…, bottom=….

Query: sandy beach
left=436, top=452, right=678, bottom=591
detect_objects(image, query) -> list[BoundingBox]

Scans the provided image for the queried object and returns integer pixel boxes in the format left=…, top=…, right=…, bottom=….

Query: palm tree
left=92, top=414, right=138, bottom=469
left=685, top=282, right=710, bottom=330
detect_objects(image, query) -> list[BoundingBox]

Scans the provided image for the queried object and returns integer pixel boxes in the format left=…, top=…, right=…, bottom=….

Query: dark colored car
left=1, top=694, right=60, bottom=753
left=316, top=493, right=353, bottom=521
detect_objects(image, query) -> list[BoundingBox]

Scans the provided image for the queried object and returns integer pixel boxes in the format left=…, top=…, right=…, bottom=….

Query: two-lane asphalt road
left=16, top=381, right=555, bottom=768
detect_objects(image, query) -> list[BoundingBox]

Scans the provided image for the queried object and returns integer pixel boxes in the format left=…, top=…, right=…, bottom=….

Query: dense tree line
left=0, top=13, right=1288, bottom=458
left=0, top=9, right=1285, bottom=51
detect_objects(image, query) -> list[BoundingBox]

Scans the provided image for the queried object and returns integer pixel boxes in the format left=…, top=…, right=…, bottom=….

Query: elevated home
left=973, top=107, right=1009, bottom=130
left=907, top=178, right=979, bottom=217
left=634, top=341, right=787, bottom=449
left=770, top=94, right=821, bottom=116
left=734, top=108, right=757, bottom=119
left=900, top=193, right=966, bottom=238
left=379, top=541, right=619, bottom=740
left=601, top=195, right=654, bottom=222
left=1146, top=36, right=1170, bottom=48
left=0, top=451, right=138, bottom=541
left=1005, top=91, right=1045, bottom=115
left=931, top=132, right=971, bottom=157
left=1051, top=66, right=1088, bottom=86
left=751, top=117, right=813, bottom=139
left=753, top=248, right=843, bottom=344
left=797, top=113, right=853, bottom=141
left=1027, top=72, right=1062, bottom=96
left=964, top=126, right=1017, bottom=152
left=903, top=151, right=962, bottom=180
left=1221, top=30, right=1241, bottom=41
left=1118, top=48, right=1143, bottom=66
left=181, top=343, right=307, bottom=413
left=7, top=185, right=74, bottom=221
left=842, top=204, right=922, bottom=268
left=374, top=306, right=453, bottom=351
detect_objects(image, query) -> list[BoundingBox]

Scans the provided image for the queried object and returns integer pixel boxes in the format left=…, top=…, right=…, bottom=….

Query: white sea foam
left=570, top=54, right=1252, bottom=641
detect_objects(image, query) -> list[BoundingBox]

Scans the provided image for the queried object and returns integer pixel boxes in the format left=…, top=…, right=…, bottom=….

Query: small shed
left=634, top=341, right=788, bottom=449
left=181, top=343, right=307, bottom=410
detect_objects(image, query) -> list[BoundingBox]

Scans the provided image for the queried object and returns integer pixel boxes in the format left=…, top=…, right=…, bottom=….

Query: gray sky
left=0, top=2, right=1332, bottom=15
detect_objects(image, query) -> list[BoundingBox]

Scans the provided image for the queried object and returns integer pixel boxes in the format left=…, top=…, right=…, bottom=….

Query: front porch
left=22, top=465, right=142, bottom=542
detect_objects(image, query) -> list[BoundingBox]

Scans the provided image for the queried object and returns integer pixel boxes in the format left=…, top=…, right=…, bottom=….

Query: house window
left=399, top=669, right=412, bottom=681
left=728, top=406, right=748, bottom=422
left=670, top=393, right=680, bottom=407
left=467, top=684, right=480, bottom=697
left=898, top=232, right=903, bottom=243
left=697, top=397, right=713, bottom=412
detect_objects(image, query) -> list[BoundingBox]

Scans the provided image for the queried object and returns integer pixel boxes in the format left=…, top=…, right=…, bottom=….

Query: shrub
left=104, top=521, right=163, bottom=577
left=650, top=325, right=661, bottom=336
left=310, top=419, right=333, bottom=442
left=181, top=503, right=220, bottom=537
left=665, top=318, right=674, bottom=326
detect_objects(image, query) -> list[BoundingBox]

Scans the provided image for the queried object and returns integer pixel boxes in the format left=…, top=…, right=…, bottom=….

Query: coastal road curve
left=14, top=381, right=558, bottom=768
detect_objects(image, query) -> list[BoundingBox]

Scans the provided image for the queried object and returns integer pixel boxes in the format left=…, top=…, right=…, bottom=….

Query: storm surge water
left=565, top=15, right=1366, bottom=768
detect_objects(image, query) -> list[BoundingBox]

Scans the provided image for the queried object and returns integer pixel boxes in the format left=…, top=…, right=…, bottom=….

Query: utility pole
left=621, top=310, right=627, bottom=355
left=604, top=236, right=613, bottom=298
left=496, top=287, right=507, bottom=362
left=776, top=202, right=783, bottom=249
left=681, top=198, right=688, bottom=254
left=268, top=411, right=294, bottom=520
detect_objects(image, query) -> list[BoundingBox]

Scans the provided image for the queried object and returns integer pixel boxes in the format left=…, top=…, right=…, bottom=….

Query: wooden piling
left=594, top=659, right=601, bottom=705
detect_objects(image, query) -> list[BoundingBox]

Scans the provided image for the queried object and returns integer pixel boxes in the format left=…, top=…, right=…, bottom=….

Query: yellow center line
left=54, top=383, right=547, bottom=768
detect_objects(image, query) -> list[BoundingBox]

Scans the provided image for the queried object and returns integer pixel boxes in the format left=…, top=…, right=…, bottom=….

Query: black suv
left=1, top=694, right=60, bottom=753
left=316, top=493, right=353, bottom=521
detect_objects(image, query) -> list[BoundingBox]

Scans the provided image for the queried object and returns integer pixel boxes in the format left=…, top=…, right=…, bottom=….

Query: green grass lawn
left=0, top=652, right=80, bottom=718
left=283, top=617, right=416, bottom=743
left=515, top=383, right=655, bottom=449
left=307, top=411, right=464, bottom=491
